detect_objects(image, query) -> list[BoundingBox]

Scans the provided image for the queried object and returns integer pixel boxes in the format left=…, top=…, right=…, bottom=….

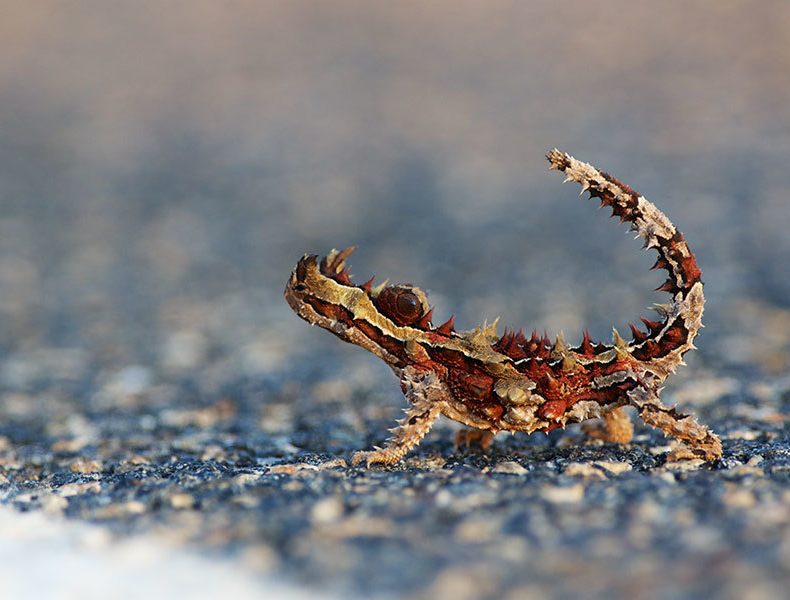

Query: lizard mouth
left=286, top=246, right=362, bottom=295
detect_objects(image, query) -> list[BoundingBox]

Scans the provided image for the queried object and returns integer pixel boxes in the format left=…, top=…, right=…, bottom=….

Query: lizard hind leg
left=351, top=368, right=447, bottom=467
left=629, top=386, right=722, bottom=462
left=582, top=406, right=634, bottom=444
left=454, top=428, right=496, bottom=450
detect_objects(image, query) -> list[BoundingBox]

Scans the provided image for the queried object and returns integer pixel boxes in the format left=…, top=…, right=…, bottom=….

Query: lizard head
left=284, top=247, right=451, bottom=364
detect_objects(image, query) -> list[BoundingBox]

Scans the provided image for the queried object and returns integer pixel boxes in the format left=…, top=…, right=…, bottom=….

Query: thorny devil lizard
left=284, top=150, right=722, bottom=466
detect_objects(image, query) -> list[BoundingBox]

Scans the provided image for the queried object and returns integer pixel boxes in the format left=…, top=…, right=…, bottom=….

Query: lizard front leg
left=351, top=367, right=448, bottom=467
left=628, top=385, right=722, bottom=461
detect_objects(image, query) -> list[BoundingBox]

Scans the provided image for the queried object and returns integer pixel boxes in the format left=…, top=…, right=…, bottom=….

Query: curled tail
left=546, top=149, right=704, bottom=381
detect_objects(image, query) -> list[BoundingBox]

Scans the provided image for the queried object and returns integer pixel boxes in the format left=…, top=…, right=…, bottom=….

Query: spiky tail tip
left=546, top=149, right=705, bottom=380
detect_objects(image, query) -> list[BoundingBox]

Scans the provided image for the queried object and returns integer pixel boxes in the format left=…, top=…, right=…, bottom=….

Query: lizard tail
left=546, top=149, right=704, bottom=381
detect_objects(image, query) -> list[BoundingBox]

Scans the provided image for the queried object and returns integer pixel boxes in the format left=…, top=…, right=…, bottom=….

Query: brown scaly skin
left=284, top=150, right=722, bottom=466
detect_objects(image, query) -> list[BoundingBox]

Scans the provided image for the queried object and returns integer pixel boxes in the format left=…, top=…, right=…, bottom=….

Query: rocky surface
left=2, top=3, right=790, bottom=599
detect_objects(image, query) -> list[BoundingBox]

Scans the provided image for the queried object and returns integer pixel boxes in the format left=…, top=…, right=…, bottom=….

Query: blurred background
left=2, top=1, right=789, bottom=387
left=2, top=3, right=790, bottom=598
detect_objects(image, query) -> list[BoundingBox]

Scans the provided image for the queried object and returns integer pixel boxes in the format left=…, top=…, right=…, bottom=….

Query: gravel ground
left=1, top=3, right=790, bottom=599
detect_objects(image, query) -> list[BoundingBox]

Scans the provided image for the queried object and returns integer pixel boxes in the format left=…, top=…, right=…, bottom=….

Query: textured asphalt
left=1, top=3, right=789, bottom=599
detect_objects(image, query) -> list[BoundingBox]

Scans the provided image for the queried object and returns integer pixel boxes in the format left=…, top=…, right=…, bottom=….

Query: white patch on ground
left=0, top=506, right=337, bottom=600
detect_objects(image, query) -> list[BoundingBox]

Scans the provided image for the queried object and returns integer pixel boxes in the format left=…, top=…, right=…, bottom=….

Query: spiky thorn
left=417, top=307, right=434, bottom=329
left=370, top=279, right=389, bottom=298
left=526, top=330, right=541, bottom=351
left=495, top=326, right=527, bottom=358
left=552, top=331, right=569, bottom=358
left=321, top=245, right=357, bottom=276
left=360, top=275, right=376, bottom=292
left=640, top=316, right=663, bottom=335
left=652, top=303, right=672, bottom=318
left=580, top=329, right=595, bottom=356
left=435, top=316, right=456, bottom=336
left=542, top=331, right=551, bottom=347
left=483, top=317, right=501, bottom=339
left=628, top=322, right=648, bottom=343
left=336, top=267, right=352, bottom=285
left=612, top=328, right=629, bottom=354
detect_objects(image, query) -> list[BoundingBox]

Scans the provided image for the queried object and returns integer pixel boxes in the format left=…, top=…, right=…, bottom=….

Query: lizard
left=284, top=149, right=722, bottom=466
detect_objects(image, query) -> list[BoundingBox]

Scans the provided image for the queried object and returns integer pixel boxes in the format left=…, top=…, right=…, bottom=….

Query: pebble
left=41, top=494, right=68, bottom=514
left=310, top=497, right=344, bottom=524
left=268, top=463, right=319, bottom=475
left=56, top=482, right=102, bottom=497
left=594, top=460, right=632, bottom=475
left=492, top=461, right=528, bottom=475
left=564, top=462, right=606, bottom=479
left=663, top=459, right=705, bottom=472
left=169, top=493, right=196, bottom=510
left=233, top=473, right=263, bottom=486
left=93, top=502, right=147, bottom=519
left=454, top=517, right=501, bottom=542
left=540, top=484, right=585, bottom=504
left=726, top=455, right=765, bottom=477
left=69, top=458, right=103, bottom=474
left=723, top=486, right=757, bottom=509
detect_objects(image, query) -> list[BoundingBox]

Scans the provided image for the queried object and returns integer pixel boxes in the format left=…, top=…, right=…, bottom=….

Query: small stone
left=94, top=501, right=147, bottom=518
left=723, top=485, right=756, bottom=509
left=726, top=429, right=761, bottom=440
left=56, top=481, right=101, bottom=497
left=41, top=493, right=68, bottom=514
left=268, top=462, right=318, bottom=475
left=170, top=493, right=196, bottom=509
left=100, top=365, right=152, bottom=402
left=492, top=461, right=528, bottom=475
left=239, top=544, right=278, bottom=573
left=200, top=445, right=226, bottom=461
left=455, top=517, right=501, bottom=542
left=317, top=458, right=348, bottom=470
left=564, top=462, right=606, bottom=479
left=260, top=403, right=295, bottom=433
left=726, top=455, right=765, bottom=477
left=311, top=496, right=344, bottom=524
left=594, top=460, right=632, bottom=475
left=435, top=489, right=454, bottom=507
left=69, top=458, right=102, bottom=473
left=407, top=456, right=446, bottom=469
left=664, top=459, right=705, bottom=472
left=51, top=438, right=91, bottom=452
left=232, top=494, right=261, bottom=509
left=541, top=484, right=585, bottom=504
left=162, top=330, right=207, bottom=372
left=234, top=473, right=263, bottom=486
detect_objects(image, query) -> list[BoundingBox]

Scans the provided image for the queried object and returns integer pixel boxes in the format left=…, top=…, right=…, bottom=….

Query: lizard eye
left=376, top=286, right=426, bottom=326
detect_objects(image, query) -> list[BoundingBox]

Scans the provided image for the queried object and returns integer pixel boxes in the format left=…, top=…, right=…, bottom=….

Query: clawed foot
left=665, top=437, right=723, bottom=462
left=350, top=447, right=401, bottom=467
left=632, top=387, right=723, bottom=462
